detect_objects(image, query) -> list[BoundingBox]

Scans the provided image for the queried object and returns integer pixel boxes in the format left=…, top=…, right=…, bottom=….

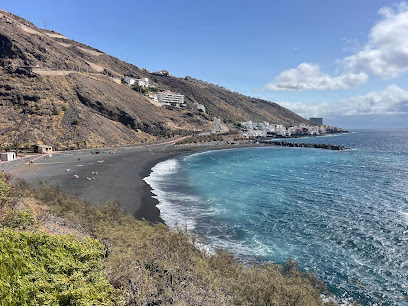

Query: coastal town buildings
left=240, top=120, right=345, bottom=138
left=157, top=90, right=185, bottom=107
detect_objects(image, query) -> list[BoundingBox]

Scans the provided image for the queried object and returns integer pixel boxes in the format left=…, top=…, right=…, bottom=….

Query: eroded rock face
left=0, top=34, right=25, bottom=60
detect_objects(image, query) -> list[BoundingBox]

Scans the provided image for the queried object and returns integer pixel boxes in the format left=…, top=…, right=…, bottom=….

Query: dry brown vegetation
left=0, top=173, right=337, bottom=305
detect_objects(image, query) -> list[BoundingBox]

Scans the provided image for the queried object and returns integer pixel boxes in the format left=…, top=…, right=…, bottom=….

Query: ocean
left=144, top=129, right=408, bottom=305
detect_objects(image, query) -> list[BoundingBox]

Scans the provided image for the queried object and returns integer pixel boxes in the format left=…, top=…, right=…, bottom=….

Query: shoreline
left=7, top=141, right=263, bottom=224
left=7, top=136, right=349, bottom=224
left=134, top=142, right=267, bottom=223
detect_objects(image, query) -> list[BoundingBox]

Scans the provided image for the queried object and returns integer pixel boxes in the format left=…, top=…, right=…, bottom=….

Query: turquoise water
left=145, top=129, right=408, bottom=305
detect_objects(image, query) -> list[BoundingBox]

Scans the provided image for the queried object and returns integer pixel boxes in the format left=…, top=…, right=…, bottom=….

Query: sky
left=1, top=0, right=408, bottom=128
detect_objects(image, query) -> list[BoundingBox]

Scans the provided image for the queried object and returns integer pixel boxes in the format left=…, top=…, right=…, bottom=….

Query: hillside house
left=146, top=93, right=158, bottom=101
left=0, top=152, right=16, bottom=162
left=157, top=90, right=185, bottom=107
left=138, top=77, right=150, bottom=87
left=124, top=77, right=135, bottom=85
left=196, top=104, right=206, bottom=112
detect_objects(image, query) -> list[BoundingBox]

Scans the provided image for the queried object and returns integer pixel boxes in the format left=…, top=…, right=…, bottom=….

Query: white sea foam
left=144, top=158, right=196, bottom=229
left=144, top=158, right=180, bottom=179
left=399, top=211, right=408, bottom=223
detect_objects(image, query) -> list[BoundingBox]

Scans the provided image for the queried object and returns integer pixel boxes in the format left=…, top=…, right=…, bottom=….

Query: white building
left=124, top=77, right=135, bottom=85
left=213, top=117, right=223, bottom=133
left=146, top=93, right=158, bottom=101
left=242, top=130, right=266, bottom=138
left=138, top=77, right=149, bottom=88
left=0, top=152, right=16, bottom=162
left=157, top=90, right=185, bottom=107
left=37, top=145, right=53, bottom=154
left=196, top=104, right=206, bottom=112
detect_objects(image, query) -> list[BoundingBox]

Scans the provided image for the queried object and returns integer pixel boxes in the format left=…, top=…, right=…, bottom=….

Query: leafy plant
left=2, top=209, right=36, bottom=230
left=0, top=173, right=11, bottom=204
left=0, top=228, right=119, bottom=305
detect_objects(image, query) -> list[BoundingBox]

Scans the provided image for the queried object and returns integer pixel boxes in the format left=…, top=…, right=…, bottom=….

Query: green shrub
left=2, top=209, right=36, bottom=230
left=0, top=228, right=118, bottom=305
left=72, top=118, right=80, bottom=125
left=0, top=173, right=10, bottom=203
left=132, top=84, right=146, bottom=94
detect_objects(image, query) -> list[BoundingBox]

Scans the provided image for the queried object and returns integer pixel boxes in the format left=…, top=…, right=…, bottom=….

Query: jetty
left=262, top=141, right=350, bottom=151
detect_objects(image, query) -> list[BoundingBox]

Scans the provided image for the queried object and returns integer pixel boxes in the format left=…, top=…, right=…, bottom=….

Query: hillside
left=0, top=9, right=310, bottom=148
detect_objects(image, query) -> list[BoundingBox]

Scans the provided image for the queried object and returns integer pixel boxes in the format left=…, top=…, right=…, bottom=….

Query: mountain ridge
left=0, top=8, right=311, bottom=148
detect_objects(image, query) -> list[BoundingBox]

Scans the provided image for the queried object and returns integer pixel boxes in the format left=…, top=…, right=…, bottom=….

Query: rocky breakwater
left=266, top=141, right=350, bottom=151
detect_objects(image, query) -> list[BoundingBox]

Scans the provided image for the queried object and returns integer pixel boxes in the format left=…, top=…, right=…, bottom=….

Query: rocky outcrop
left=265, top=141, right=350, bottom=150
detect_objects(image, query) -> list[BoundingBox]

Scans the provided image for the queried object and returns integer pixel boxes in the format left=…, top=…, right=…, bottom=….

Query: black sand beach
left=7, top=141, right=258, bottom=223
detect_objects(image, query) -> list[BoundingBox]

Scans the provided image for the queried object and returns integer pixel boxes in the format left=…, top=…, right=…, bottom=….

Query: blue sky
left=2, top=0, right=408, bottom=128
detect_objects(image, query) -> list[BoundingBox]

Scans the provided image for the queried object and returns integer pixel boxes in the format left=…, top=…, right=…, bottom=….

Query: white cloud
left=342, top=2, right=408, bottom=79
left=278, top=84, right=408, bottom=117
left=266, top=2, right=408, bottom=91
left=266, top=63, right=368, bottom=91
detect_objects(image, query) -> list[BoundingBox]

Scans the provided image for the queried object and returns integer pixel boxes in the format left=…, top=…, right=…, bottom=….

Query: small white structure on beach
left=0, top=152, right=16, bottom=162
left=37, top=145, right=53, bottom=154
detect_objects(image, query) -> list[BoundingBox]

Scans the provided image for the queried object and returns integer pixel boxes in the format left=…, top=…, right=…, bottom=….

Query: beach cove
left=6, top=130, right=408, bottom=304
left=6, top=140, right=265, bottom=223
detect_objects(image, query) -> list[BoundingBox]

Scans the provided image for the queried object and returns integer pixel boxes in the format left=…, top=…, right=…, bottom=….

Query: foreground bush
left=32, top=182, right=333, bottom=305
left=0, top=228, right=117, bottom=305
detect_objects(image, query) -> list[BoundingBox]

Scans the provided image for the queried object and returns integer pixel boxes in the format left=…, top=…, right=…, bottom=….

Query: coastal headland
left=6, top=139, right=349, bottom=223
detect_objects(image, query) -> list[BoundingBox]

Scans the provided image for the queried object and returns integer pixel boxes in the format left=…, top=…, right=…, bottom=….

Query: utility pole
left=44, top=17, right=47, bottom=30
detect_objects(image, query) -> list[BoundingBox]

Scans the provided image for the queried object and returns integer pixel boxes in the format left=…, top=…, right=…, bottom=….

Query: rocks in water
left=264, top=141, right=349, bottom=150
